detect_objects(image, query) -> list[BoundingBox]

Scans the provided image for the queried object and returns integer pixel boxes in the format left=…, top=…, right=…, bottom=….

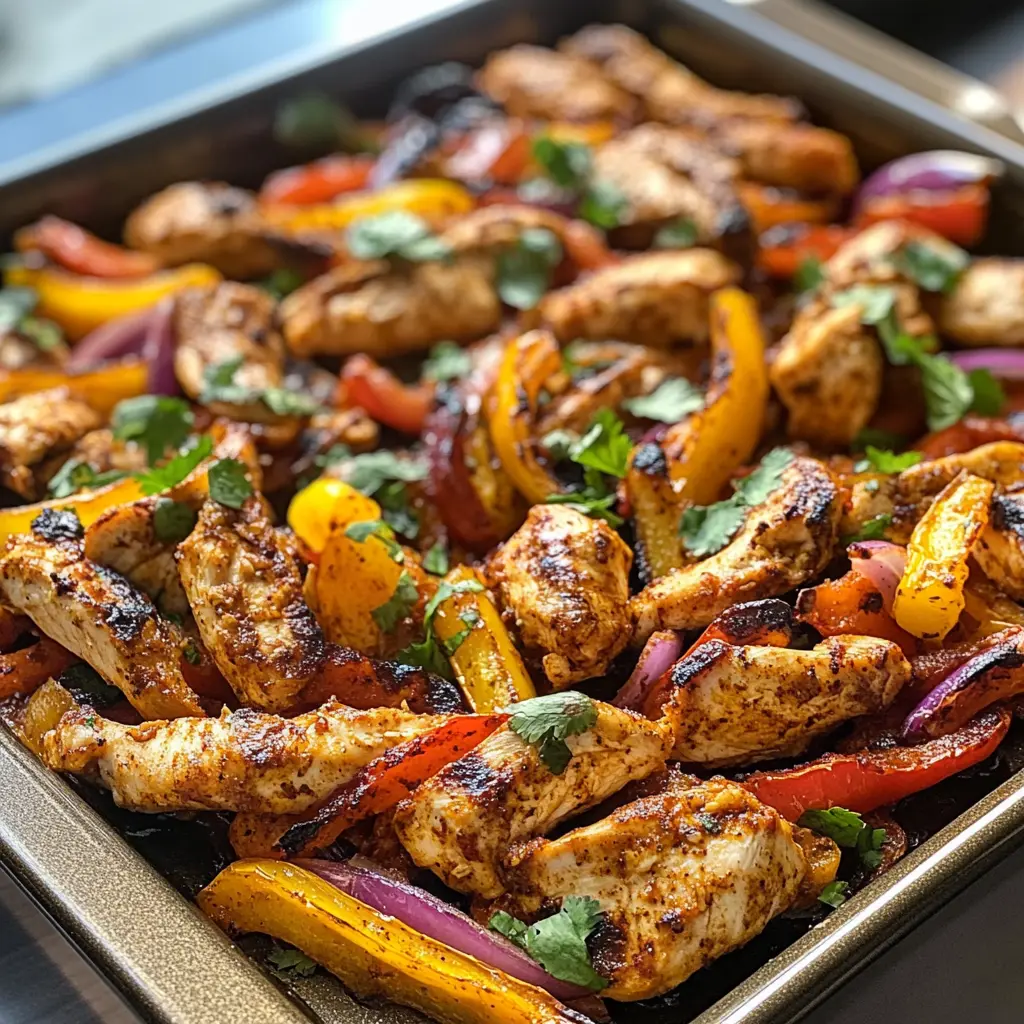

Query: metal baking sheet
left=3, top=1, right=1024, bottom=1022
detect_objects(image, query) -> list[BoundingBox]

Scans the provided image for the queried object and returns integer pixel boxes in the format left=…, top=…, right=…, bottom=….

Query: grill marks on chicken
left=392, top=703, right=673, bottom=898
left=660, top=635, right=910, bottom=767
left=177, top=497, right=325, bottom=712
left=631, top=456, right=841, bottom=640
left=488, top=505, right=633, bottom=688
left=494, top=778, right=809, bottom=1001
left=975, top=493, right=1024, bottom=601
left=37, top=695, right=447, bottom=813
left=0, top=530, right=204, bottom=718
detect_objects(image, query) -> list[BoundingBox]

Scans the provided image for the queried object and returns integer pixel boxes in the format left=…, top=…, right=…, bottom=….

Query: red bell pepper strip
left=0, top=639, right=77, bottom=699
left=259, top=154, right=376, bottom=206
left=916, top=415, right=1024, bottom=460
left=14, top=216, right=161, bottom=279
left=742, top=707, right=1010, bottom=820
left=339, top=353, right=435, bottom=435
left=855, top=184, right=989, bottom=247
left=276, top=713, right=508, bottom=856
left=756, top=223, right=856, bottom=279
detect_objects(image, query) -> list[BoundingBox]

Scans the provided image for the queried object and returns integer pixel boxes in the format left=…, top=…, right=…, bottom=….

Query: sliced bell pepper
left=855, top=184, right=989, bottom=247
left=0, top=639, right=77, bottom=700
left=893, top=472, right=994, bottom=641
left=432, top=565, right=537, bottom=711
left=340, top=353, right=434, bottom=435
left=908, top=628, right=1021, bottom=700
left=287, top=477, right=379, bottom=555
left=488, top=331, right=564, bottom=505
left=275, top=714, right=508, bottom=857
left=14, top=216, right=161, bottom=279
left=756, top=223, right=856, bottom=279
left=4, top=262, right=220, bottom=341
left=265, top=178, right=475, bottom=234
left=917, top=416, right=1024, bottom=460
left=741, top=706, right=1011, bottom=819
left=445, top=121, right=532, bottom=186
left=737, top=182, right=839, bottom=234
left=259, top=154, right=376, bottom=206
left=198, top=860, right=582, bottom=1024
left=685, top=598, right=795, bottom=655
left=0, top=359, right=148, bottom=416
left=19, top=679, right=76, bottom=756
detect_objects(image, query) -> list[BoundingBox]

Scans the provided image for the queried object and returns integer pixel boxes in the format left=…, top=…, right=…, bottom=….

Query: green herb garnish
left=371, top=571, right=419, bottom=633
left=798, top=806, right=886, bottom=870
left=344, top=519, right=405, bottom=563
left=497, top=227, right=563, bottom=310
left=47, top=460, right=127, bottom=499
left=346, top=211, right=451, bottom=263
left=569, top=408, right=631, bottom=479
left=153, top=498, right=198, bottom=543
left=112, top=396, right=194, bottom=465
left=854, top=446, right=922, bottom=474
left=200, top=357, right=320, bottom=417
left=422, top=340, right=472, bottom=382
left=844, top=512, right=893, bottom=544
left=259, top=268, right=305, bottom=300
left=58, top=663, right=122, bottom=707
left=622, top=378, right=703, bottom=423
left=530, top=137, right=626, bottom=229
left=267, top=944, right=318, bottom=978
left=135, top=435, right=213, bottom=496
left=508, top=691, right=598, bottom=775
left=893, top=239, right=968, bottom=294
left=577, top=179, right=628, bottom=230
left=395, top=577, right=484, bottom=677
left=423, top=541, right=449, bottom=576
left=818, top=880, right=849, bottom=909
left=654, top=218, right=698, bottom=250
left=207, top=458, right=253, bottom=509
left=794, top=255, right=826, bottom=294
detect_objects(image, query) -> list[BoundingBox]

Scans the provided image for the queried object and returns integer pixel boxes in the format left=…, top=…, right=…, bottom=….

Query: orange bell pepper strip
left=893, top=472, right=994, bottom=641
left=432, top=566, right=537, bottom=711
left=14, top=216, right=161, bottom=279
left=0, top=638, right=77, bottom=699
left=488, top=331, right=564, bottom=505
left=741, top=706, right=1010, bottom=820
left=756, top=223, right=856, bottom=279
left=265, top=178, right=475, bottom=234
left=287, top=477, right=379, bottom=555
left=274, top=714, right=508, bottom=857
left=259, top=154, right=376, bottom=206
left=3, top=262, right=221, bottom=340
left=737, top=182, right=839, bottom=234
left=0, top=359, right=148, bottom=416
left=340, top=353, right=434, bottom=435
left=198, top=859, right=584, bottom=1024
left=855, top=184, right=989, bottom=247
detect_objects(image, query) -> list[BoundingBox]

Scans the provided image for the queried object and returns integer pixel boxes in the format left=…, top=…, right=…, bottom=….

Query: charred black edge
left=713, top=598, right=795, bottom=646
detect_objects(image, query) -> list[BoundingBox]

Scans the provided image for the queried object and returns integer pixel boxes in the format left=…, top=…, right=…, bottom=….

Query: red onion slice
left=613, top=630, right=682, bottom=710
left=854, top=150, right=1003, bottom=213
left=295, top=858, right=598, bottom=1002
left=848, top=541, right=907, bottom=615
left=65, top=308, right=154, bottom=370
left=947, top=348, right=1024, bottom=382
left=141, top=299, right=180, bottom=396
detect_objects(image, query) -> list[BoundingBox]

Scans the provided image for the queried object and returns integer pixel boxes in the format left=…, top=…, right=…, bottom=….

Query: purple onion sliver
left=66, top=308, right=154, bottom=370
left=295, top=858, right=595, bottom=1002
left=142, top=299, right=181, bottom=396
left=613, top=630, right=682, bottom=710
left=854, top=150, right=1003, bottom=213
left=947, top=348, right=1024, bottom=382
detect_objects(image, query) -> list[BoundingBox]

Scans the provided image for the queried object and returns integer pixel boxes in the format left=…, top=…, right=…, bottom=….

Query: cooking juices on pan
left=2, top=20, right=1024, bottom=1024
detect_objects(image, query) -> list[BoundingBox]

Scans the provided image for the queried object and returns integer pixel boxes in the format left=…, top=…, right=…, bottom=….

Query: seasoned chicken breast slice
left=975, top=493, right=1024, bottom=601
left=631, top=456, right=840, bottom=641
left=177, top=497, right=325, bottom=711
left=0, top=514, right=204, bottom=718
left=488, top=505, right=633, bottom=688
left=539, top=250, right=740, bottom=348
left=0, top=389, right=100, bottom=499
left=940, top=258, right=1024, bottom=347
left=496, top=778, right=808, bottom=1001
left=393, top=703, right=673, bottom=898
left=659, top=635, right=909, bottom=766
left=37, top=692, right=447, bottom=814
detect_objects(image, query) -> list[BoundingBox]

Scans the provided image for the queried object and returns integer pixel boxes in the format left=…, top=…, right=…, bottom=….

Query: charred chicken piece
left=974, top=493, right=1024, bottom=601
left=477, top=44, right=638, bottom=123
left=631, top=456, right=841, bottom=641
left=177, top=497, right=325, bottom=712
left=539, top=249, right=740, bottom=348
left=495, top=778, right=810, bottom=1001
left=0, top=521, right=204, bottom=718
left=0, top=389, right=100, bottom=499
left=392, top=703, right=673, bottom=898
left=488, top=505, right=633, bottom=688
left=939, top=258, right=1024, bottom=347
left=658, top=635, right=910, bottom=767
left=36, top=688, right=447, bottom=814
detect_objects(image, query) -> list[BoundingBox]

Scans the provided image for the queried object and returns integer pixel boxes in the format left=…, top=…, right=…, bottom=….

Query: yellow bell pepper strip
left=489, top=331, right=564, bottom=505
left=287, top=477, right=379, bottom=555
left=893, top=472, right=994, bottom=641
left=198, top=860, right=583, bottom=1024
left=264, top=179, right=475, bottom=234
left=432, top=566, right=537, bottom=711
left=4, top=262, right=221, bottom=340
left=0, top=359, right=148, bottom=417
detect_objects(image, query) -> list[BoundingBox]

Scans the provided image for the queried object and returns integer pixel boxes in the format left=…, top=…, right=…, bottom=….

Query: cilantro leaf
left=112, top=396, right=194, bottom=465
left=508, top=691, right=598, bottom=774
left=854, top=446, right=921, bottom=473
left=208, top=458, right=253, bottom=509
left=893, top=239, right=968, bottom=294
left=344, top=451, right=428, bottom=495
left=844, top=512, right=893, bottom=544
left=545, top=491, right=623, bottom=528
left=20, top=316, right=63, bottom=351
left=371, top=571, right=419, bottom=633
left=346, top=211, right=451, bottom=263
left=967, top=368, right=1006, bottom=416
left=818, top=880, right=849, bottom=909
left=916, top=352, right=974, bottom=431
left=853, top=427, right=908, bottom=451
left=569, top=409, right=631, bottom=478
left=153, top=498, right=198, bottom=543
left=422, top=340, right=472, bottom=382
left=135, top=435, right=213, bottom=496
left=622, top=378, right=704, bottom=423
left=578, top=179, right=627, bottom=230
left=794, top=255, right=825, bottom=294
left=531, top=137, right=591, bottom=190
left=345, top=519, right=404, bottom=563
left=261, top=387, right=321, bottom=417
left=831, top=284, right=897, bottom=326
left=377, top=479, right=420, bottom=539
left=732, top=447, right=794, bottom=505
left=259, top=268, right=305, bottom=300
left=490, top=896, right=607, bottom=991
left=182, top=639, right=202, bottom=665
left=396, top=577, right=484, bottom=676
left=267, top=945, right=318, bottom=978
left=47, top=460, right=127, bottom=499
left=0, top=286, right=37, bottom=332
left=541, top=429, right=577, bottom=463
left=654, top=218, right=698, bottom=250
left=497, top=228, right=563, bottom=311
left=423, top=541, right=449, bottom=576
left=200, top=358, right=320, bottom=416
left=442, top=607, right=481, bottom=656
left=799, top=806, right=886, bottom=871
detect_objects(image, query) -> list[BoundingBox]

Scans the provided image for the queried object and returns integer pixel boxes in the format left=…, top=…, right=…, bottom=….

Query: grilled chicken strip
left=940, top=258, right=1024, bottom=347
left=37, top=692, right=447, bottom=813
left=539, top=249, right=740, bottom=348
left=631, top=456, right=840, bottom=641
left=770, top=300, right=884, bottom=447
left=658, top=636, right=909, bottom=767
left=0, top=514, right=204, bottom=718
left=393, top=703, right=673, bottom=898
left=0, top=389, right=100, bottom=499
left=177, top=497, right=325, bottom=712
left=477, top=44, right=637, bottom=123
left=496, top=778, right=808, bottom=1000
left=488, top=505, right=633, bottom=687
left=974, top=493, right=1024, bottom=600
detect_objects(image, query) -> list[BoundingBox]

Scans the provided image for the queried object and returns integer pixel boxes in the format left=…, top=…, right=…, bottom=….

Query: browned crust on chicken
left=974, top=493, right=1024, bottom=600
